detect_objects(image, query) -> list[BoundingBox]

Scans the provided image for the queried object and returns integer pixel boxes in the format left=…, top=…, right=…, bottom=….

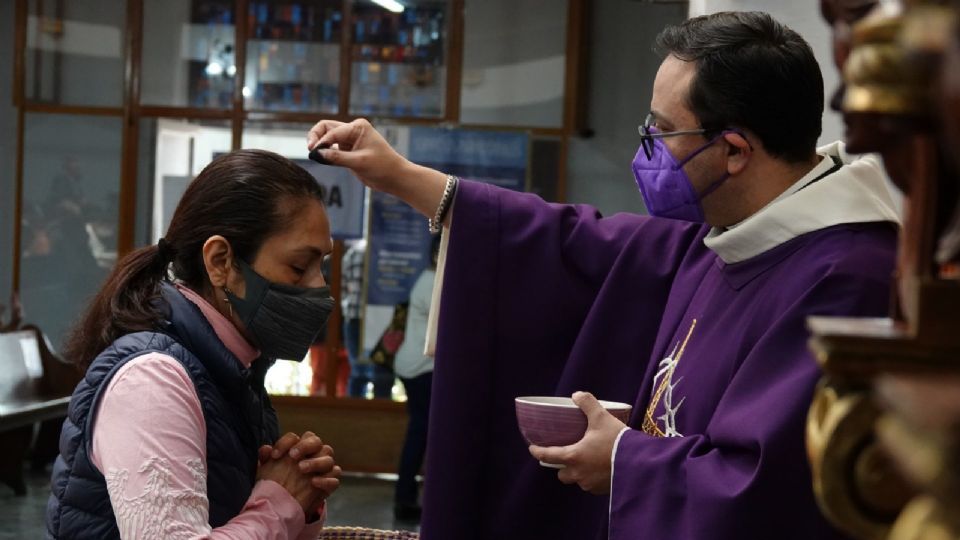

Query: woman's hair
left=64, top=149, right=324, bottom=369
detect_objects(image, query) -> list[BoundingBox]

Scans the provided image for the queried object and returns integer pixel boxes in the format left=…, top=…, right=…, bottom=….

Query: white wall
left=460, top=0, right=568, bottom=127
left=140, top=0, right=193, bottom=106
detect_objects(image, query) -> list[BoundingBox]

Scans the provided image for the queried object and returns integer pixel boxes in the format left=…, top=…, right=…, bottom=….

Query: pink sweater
left=89, top=285, right=325, bottom=539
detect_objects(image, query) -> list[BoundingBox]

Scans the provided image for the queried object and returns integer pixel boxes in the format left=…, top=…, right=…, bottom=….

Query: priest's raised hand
left=307, top=118, right=450, bottom=224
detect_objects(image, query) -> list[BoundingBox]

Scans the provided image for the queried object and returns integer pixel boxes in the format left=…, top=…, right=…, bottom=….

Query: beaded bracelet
left=429, top=175, right=459, bottom=234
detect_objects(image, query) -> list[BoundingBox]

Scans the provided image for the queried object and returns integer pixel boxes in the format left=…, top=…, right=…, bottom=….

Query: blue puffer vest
left=45, top=283, right=279, bottom=539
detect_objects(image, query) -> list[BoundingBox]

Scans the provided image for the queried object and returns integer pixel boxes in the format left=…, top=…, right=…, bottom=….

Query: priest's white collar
left=703, top=141, right=901, bottom=264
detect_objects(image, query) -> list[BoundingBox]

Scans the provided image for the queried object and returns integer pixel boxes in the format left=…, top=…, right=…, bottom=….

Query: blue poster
left=406, top=127, right=528, bottom=191
left=365, top=193, right=433, bottom=307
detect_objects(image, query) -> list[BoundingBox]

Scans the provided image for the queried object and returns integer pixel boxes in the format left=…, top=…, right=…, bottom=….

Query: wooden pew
left=0, top=311, right=81, bottom=495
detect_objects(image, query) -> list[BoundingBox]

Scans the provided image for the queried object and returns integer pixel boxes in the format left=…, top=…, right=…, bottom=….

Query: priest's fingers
left=580, top=476, right=609, bottom=495
left=529, top=444, right=574, bottom=467
left=315, top=119, right=373, bottom=155
left=556, top=457, right=610, bottom=494
left=556, top=466, right=580, bottom=486
left=553, top=458, right=605, bottom=493
left=312, top=120, right=410, bottom=187
left=258, top=445, right=273, bottom=465
left=307, top=120, right=347, bottom=150
left=271, top=432, right=301, bottom=459
left=572, top=391, right=607, bottom=425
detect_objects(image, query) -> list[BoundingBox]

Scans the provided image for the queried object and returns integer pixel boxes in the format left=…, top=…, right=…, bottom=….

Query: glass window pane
left=25, top=0, right=126, bottom=107
left=135, top=118, right=233, bottom=247
left=142, top=0, right=235, bottom=108
left=245, top=1, right=343, bottom=113
left=19, top=113, right=122, bottom=350
left=460, top=0, right=567, bottom=127
left=1, top=0, right=16, bottom=302
left=349, top=0, right=447, bottom=118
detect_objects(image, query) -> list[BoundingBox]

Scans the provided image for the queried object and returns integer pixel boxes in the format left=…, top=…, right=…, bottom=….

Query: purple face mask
left=631, top=134, right=732, bottom=223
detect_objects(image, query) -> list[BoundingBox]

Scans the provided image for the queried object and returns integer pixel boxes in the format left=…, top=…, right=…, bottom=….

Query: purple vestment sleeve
left=421, top=180, right=705, bottom=540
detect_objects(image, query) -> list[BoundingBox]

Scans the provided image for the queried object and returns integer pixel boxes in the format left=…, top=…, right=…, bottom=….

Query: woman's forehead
left=268, top=198, right=332, bottom=254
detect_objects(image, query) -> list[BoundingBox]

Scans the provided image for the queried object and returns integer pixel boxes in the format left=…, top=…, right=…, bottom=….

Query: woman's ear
left=724, top=131, right=753, bottom=176
left=202, top=235, right=234, bottom=288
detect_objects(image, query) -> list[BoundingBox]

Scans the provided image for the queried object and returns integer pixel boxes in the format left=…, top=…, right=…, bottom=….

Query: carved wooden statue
left=809, top=1, right=960, bottom=538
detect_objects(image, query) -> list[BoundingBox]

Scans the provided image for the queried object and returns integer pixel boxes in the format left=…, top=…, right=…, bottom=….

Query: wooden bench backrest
left=0, top=325, right=82, bottom=401
left=0, top=330, right=44, bottom=403
left=25, top=325, right=82, bottom=397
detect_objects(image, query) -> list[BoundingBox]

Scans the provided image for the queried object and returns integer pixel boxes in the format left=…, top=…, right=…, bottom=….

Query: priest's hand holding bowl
left=520, top=391, right=631, bottom=495
left=306, top=118, right=451, bottom=223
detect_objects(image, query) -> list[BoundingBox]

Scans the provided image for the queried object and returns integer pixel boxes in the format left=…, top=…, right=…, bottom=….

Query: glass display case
left=245, top=1, right=343, bottom=112
left=349, top=0, right=447, bottom=118
left=25, top=0, right=126, bottom=107
left=142, top=0, right=236, bottom=108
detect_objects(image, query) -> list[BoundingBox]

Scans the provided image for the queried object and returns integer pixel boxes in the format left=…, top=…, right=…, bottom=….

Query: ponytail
left=63, top=243, right=171, bottom=369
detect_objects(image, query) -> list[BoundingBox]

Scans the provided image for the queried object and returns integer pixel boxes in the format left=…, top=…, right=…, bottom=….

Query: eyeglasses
left=638, top=113, right=708, bottom=160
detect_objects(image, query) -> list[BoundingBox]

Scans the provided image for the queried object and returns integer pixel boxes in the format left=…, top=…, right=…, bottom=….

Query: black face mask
left=225, top=258, right=334, bottom=361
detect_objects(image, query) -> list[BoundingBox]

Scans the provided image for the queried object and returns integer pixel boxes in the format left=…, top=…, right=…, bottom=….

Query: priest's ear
left=723, top=131, right=753, bottom=176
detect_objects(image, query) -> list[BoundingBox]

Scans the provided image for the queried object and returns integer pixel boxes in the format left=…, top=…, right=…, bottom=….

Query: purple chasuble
left=422, top=180, right=895, bottom=540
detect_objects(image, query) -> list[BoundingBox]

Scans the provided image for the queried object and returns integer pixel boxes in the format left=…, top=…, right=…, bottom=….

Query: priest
left=308, top=12, right=898, bottom=540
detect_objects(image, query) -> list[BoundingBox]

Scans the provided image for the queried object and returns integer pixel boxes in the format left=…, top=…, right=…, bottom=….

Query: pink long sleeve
left=91, top=353, right=324, bottom=540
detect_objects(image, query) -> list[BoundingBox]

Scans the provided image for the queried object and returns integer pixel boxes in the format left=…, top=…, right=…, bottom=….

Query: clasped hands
left=256, top=431, right=342, bottom=518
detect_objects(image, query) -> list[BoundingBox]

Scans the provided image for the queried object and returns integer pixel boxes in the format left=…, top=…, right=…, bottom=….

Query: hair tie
left=157, top=237, right=175, bottom=262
